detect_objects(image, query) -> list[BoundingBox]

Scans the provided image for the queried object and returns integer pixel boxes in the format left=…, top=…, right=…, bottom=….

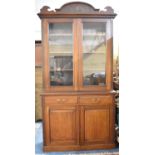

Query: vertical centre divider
left=73, top=18, right=83, bottom=91
left=73, top=19, right=83, bottom=145
left=77, top=19, right=83, bottom=90
left=73, top=19, right=78, bottom=91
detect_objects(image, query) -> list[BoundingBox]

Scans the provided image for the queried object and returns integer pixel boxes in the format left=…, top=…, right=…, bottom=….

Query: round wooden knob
left=62, top=99, right=66, bottom=102
left=57, top=99, right=61, bottom=102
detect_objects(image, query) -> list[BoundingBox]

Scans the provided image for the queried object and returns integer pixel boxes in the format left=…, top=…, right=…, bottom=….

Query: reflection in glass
left=83, top=22, right=106, bottom=86
left=49, top=23, right=73, bottom=86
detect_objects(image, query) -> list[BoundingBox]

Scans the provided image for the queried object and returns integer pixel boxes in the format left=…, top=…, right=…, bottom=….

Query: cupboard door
left=78, top=19, right=113, bottom=91
left=44, top=105, right=78, bottom=145
left=80, top=105, right=111, bottom=144
left=43, top=19, right=79, bottom=91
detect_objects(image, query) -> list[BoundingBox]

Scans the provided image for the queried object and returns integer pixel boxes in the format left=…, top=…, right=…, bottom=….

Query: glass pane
left=49, top=23, right=73, bottom=86
left=83, top=22, right=106, bottom=86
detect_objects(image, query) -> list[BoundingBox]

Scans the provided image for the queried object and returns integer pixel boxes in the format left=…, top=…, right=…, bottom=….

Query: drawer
left=79, top=95, right=113, bottom=105
left=44, top=96, right=77, bottom=104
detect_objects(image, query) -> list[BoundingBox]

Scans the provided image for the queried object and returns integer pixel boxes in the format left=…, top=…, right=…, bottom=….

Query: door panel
left=46, top=105, right=78, bottom=145
left=48, top=23, right=73, bottom=86
left=78, top=19, right=113, bottom=91
left=44, top=19, right=79, bottom=92
left=78, top=20, right=108, bottom=91
left=82, top=22, right=106, bottom=86
left=80, top=105, right=110, bottom=144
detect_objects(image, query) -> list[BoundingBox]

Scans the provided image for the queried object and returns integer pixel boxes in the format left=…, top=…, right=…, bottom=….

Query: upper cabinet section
left=38, top=2, right=117, bottom=92
left=38, top=1, right=117, bottom=18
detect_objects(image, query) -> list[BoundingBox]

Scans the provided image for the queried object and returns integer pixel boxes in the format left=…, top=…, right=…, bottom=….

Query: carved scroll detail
left=100, top=6, right=114, bottom=14
left=40, top=6, right=53, bottom=13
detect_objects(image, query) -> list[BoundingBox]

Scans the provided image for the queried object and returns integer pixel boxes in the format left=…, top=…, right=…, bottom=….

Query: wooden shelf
left=49, top=33, right=72, bottom=36
left=49, top=33, right=105, bottom=37
left=50, top=69, right=73, bottom=71
left=83, top=52, right=105, bottom=54
left=83, top=33, right=106, bottom=36
left=84, top=69, right=105, bottom=71
left=49, top=52, right=72, bottom=54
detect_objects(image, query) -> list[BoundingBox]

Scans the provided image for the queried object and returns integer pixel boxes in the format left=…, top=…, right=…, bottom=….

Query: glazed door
left=78, top=19, right=113, bottom=91
left=44, top=105, right=78, bottom=145
left=43, top=19, right=78, bottom=91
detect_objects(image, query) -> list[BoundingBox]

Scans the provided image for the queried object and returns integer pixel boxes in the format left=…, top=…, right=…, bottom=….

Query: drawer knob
left=62, top=99, right=66, bottom=102
left=56, top=98, right=66, bottom=103
left=57, top=99, right=61, bottom=102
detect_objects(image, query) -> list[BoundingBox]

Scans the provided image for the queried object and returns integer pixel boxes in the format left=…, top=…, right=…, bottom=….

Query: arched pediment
left=55, top=1, right=100, bottom=13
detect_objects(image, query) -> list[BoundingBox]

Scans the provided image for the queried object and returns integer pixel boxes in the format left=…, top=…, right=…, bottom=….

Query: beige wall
left=35, top=67, right=43, bottom=121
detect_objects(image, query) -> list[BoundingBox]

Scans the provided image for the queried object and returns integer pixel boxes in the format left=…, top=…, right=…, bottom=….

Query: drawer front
left=44, top=96, right=77, bottom=104
left=79, top=95, right=113, bottom=105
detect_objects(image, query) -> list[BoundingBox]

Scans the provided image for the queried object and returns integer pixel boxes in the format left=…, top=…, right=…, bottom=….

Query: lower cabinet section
left=42, top=94, right=116, bottom=152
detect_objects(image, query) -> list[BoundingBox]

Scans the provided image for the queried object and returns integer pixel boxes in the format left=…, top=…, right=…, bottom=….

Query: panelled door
left=80, top=105, right=111, bottom=144
left=44, top=104, right=78, bottom=145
